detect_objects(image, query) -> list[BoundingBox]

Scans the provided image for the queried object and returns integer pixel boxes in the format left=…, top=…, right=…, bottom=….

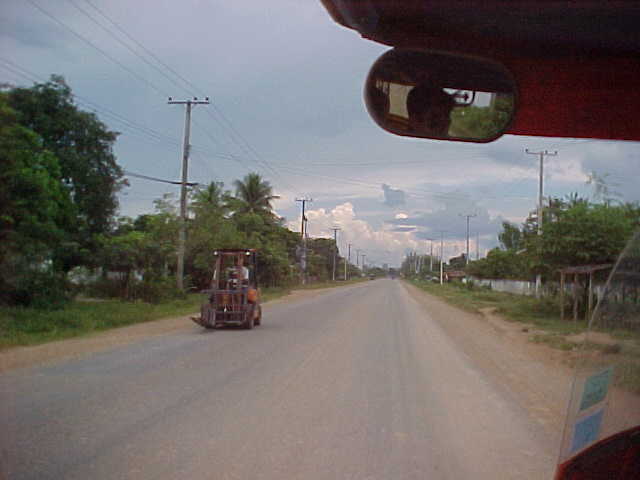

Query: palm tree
left=191, top=181, right=229, bottom=216
left=232, top=173, right=280, bottom=217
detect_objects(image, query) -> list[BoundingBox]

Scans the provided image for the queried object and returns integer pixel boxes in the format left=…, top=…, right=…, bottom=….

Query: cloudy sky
left=3, top=0, right=638, bottom=267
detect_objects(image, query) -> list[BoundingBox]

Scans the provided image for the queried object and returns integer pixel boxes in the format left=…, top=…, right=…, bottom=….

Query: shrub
left=132, top=277, right=186, bottom=304
left=5, top=269, right=71, bottom=309
left=84, top=276, right=186, bottom=303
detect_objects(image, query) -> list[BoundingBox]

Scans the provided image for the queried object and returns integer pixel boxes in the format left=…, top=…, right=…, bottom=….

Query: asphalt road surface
left=1, top=279, right=559, bottom=479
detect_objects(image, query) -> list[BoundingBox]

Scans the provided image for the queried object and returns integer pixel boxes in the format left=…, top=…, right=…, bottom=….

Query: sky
left=2, top=0, right=639, bottom=267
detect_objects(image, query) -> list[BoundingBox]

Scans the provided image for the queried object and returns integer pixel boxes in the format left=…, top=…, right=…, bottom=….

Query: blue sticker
left=580, top=367, right=613, bottom=412
left=571, top=408, right=604, bottom=454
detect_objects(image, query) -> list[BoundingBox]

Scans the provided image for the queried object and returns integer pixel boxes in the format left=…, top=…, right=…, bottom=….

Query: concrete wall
left=468, top=276, right=536, bottom=296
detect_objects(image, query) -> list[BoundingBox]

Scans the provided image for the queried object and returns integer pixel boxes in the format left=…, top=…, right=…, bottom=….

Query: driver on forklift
left=227, top=256, right=249, bottom=289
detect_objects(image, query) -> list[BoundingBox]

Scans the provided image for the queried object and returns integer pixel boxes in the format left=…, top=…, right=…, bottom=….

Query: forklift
left=192, top=249, right=262, bottom=330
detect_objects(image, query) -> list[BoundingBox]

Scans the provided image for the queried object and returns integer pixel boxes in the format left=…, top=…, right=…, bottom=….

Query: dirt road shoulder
left=0, top=284, right=363, bottom=373
left=402, top=281, right=573, bottom=441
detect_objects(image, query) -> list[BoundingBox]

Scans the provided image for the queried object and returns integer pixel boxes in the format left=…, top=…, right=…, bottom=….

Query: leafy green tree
left=538, top=203, right=637, bottom=272
left=498, top=221, right=523, bottom=251
left=0, top=94, right=75, bottom=305
left=466, top=248, right=529, bottom=279
left=7, top=76, right=124, bottom=269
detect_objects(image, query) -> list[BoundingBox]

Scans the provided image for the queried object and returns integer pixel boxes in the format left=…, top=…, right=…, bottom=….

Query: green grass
left=411, top=280, right=586, bottom=335
left=0, top=279, right=366, bottom=349
left=0, top=294, right=203, bottom=349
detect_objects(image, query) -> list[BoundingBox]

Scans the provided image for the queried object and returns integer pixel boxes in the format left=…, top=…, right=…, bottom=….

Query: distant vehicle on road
left=192, top=249, right=262, bottom=330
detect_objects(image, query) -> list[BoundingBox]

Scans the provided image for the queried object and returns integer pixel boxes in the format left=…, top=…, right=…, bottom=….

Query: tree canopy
left=6, top=76, right=124, bottom=268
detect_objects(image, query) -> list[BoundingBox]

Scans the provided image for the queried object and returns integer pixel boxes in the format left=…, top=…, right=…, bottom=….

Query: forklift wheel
left=244, top=312, right=254, bottom=330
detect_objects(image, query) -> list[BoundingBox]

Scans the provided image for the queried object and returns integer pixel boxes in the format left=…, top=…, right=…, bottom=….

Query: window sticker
left=571, top=408, right=605, bottom=454
left=579, top=367, right=613, bottom=412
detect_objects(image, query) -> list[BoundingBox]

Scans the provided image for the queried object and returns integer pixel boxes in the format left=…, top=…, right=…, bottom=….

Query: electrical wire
left=75, top=0, right=298, bottom=196
left=26, top=0, right=170, bottom=97
left=124, top=170, right=198, bottom=186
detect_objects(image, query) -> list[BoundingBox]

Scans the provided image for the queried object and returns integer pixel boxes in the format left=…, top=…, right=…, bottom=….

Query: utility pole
left=476, top=231, right=480, bottom=260
left=361, top=254, right=366, bottom=274
left=526, top=149, right=558, bottom=297
left=425, top=238, right=434, bottom=272
left=168, top=96, right=209, bottom=290
left=331, top=227, right=341, bottom=281
left=345, top=243, right=352, bottom=281
left=436, top=230, right=447, bottom=285
left=459, top=214, right=477, bottom=265
left=296, top=198, right=312, bottom=285
left=356, top=249, right=361, bottom=269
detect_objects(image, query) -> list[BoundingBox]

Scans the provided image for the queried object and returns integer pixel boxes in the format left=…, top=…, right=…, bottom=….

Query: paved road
left=1, top=279, right=557, bottom=479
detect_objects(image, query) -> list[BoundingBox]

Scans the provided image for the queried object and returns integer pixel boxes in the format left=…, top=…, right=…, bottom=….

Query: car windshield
left=1, top=1, right=638, bottom=479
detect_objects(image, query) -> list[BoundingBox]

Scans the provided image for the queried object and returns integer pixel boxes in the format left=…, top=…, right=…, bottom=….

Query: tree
left=498, top=221, right=522, bottom=251
left=191, top=181, right=230, bottom=217
left=539, top=202, right=636, bottom=272
left=0, top=94, right=75, bottom=305
left=231, top=172, right=280, bottom=218
left=7, top=76, right=124, bottom=269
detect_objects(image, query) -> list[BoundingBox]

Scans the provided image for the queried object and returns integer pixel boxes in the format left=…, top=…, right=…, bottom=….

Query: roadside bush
left=84, top=277, right=124, bottom=299
left=4, top=269, right=71, bottom=310
left=84, top=276, right=186, bottom=303
left=132, top=277, right=186, bottom=304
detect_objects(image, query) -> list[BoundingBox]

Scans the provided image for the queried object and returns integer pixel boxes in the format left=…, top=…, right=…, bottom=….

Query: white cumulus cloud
left=288, top=202, right=419, bottom=266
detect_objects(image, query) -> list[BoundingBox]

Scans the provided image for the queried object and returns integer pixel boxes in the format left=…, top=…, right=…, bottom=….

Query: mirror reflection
left=365, top=49, right=517, bottom=142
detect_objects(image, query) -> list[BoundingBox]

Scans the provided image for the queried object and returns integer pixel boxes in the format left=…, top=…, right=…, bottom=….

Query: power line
left=124, top=170, right=198, bottom=186
left=29, top=0, right=300, bottom=198
left=0, top=58, right=181, bottom=148
left=82, top=0, right=203, bottom=95
left=74, top=0, right=196, bottom=97
left=26, top=0, right=170, bottom=97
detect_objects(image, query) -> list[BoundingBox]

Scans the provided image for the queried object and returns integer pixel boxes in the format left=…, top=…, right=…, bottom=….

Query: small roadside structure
left=445, top=270, right=466, bottom=283
left=558, top=264, right=612, bottom=321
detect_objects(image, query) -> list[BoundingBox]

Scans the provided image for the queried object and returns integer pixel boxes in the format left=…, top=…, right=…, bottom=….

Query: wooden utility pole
left=168, top=97, right=209, bottom=290
left=436, top=230, right=447, bottom=285
left=296, top=198, right=312, bottom=285
left=331, top=227, right=341, bottom=281
left=345, top=243, right=352, bottom=281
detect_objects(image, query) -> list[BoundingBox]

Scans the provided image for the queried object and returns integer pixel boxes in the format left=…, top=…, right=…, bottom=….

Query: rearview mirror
left=364, top=49, right=517, bottom=143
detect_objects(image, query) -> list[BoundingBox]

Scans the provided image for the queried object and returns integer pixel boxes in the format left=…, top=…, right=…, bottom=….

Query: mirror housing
left=364, top=49, right=517, bottom=143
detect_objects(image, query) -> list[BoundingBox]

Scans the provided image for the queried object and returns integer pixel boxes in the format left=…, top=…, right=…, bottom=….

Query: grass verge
left=0, top=294, right=203, bottom=350
left=409, top=279, right=586, bottom=335
left=0, top=279, right=367, bottom=349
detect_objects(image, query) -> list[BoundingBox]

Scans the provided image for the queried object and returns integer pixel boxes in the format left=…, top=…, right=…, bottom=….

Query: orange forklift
left=192, top=249, right=262, bottom=330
